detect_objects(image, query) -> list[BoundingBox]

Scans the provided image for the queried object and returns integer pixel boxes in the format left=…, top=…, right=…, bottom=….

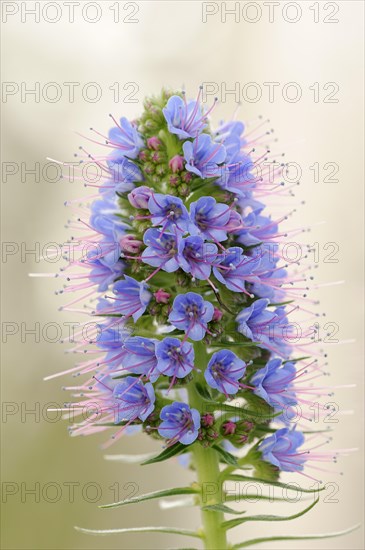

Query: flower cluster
left=50, top=89, right=340, bottom=481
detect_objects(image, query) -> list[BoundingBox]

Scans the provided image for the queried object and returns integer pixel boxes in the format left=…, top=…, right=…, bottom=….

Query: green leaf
left=100, top=486, right=198, bottom=509
left=202, top=503, right=246, bottom=515
left=195, top=382, right=213, bottom=401
left=75, top=525, right=202, bottom=539
left=225, top=493, right=309, bottom=503
left=223, top=498, right=318, bottom=530
left=211, top=444, right=238, bottom=465
left=225, top=474, right=325, bottom=494
left=232, top=524, right=360, bottom=548
left=141, top=442, right=186, bottom=465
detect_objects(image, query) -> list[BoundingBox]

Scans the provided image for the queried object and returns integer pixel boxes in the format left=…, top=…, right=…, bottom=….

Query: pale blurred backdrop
left=1, top=1, right=364, bottom=549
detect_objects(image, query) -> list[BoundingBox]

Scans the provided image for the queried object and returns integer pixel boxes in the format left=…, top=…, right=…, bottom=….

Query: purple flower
left=108, top=117, right=144, bottom=159
left=96, top=321, right=130, bottom=352
left=237, top=209, right=279, bottom=247
left=158, top=402, right=200, bottom=445
left=251, top=358, right=297, bottom=417
left=183, top=134, right=226, bottom=179
left=221, top=151, right=255, bottom=197
left=236, top=299, right=291, bottom=358
left=213, top=247, right=261, bottom=293
left=112, top=276, right=151, bottom=321
left=204, top=349, right=246, bottom=395
left=141, top=228, right=181, bottom=272
left=113, top=376, right=155, bottom=423
left=258, top=428, right=306, bottom=472
left=148, top=193, right=190, bottom=233
left=122, top=337, right=159, bottom=381
left=247, top=250, right=287, bottom=302
left=128, top=186, right=153, bottom=209
left=214, top=120, right=245, bottom=163
left=178, top=236, right=218, bottom=280
left=90, top=196, right=130, bottom=237
left=189, top=197, right=232, bottom=242
left=89, top=260, right=124, bottom=292
left=163, top=95, right=207, bottom=139
left=107, top=155, right=143, bottom=191
left=168, top=292, right=214, bottom=341
left=155, top=338, right=195, bottom=381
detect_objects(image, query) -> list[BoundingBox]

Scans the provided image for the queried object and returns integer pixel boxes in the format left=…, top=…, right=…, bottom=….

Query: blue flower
left=247, top=250, right=287, bottom=302
left=189, top=197, right=232, bottom=242
left=236, top=299, right=291, bottom=358
left=168, top=292, right=214, bottom=341
left=237, top=209, right=279, bottom=247
left=155, top=337, right=195, bottom=381
left=214, top=120, right=245, bottom=163
left=108, top=116, right=144, bottom=159
left=107, top=155, right=143, bottom=192
left=158, top=402, right=200, bottom=445
left=162, top=95, right=207, bottom=139
left=258, top=428, right=306, bottom=472
left=112, top=275, right=151, bottom=321
left=183, top=134, right=226, bottom=179
left=178, top=236, right=218, bottom=280
left=90, top=195, right=130, bottom=236
left=113, top=376, right=155, bottom=423
left=141, top=228, right=181, bottom=272
left=204, top=349, right=246, bottom=395
left=251, top=358, right=297, bottom=412
left=88, top=260, right=124, bottom=292
left=122, top=337, right=159, bottom=381
left=148, top=193, right=190, bottom=233
left=221, top=151, right=255, bottom=197
left=213, top=247, right=261, bottom=293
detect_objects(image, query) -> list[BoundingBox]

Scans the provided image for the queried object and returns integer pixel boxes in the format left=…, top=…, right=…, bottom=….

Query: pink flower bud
left=222, top=421, right=236, bottom=436
left=213, top=307, right=223, bottom=322
left=169, top=155, right=184, bottom=173
left=201, top=413, right=215, bottom=428
left=147, top=136, right=162, bottom=150
left=154, top=288, right=170, bottom=304
left=120, top=235, right=143, bottom=254
left=128, top=186, right=152, bottom=209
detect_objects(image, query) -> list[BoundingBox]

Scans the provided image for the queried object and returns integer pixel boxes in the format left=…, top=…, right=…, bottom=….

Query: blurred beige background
left=1, top=1, right=364, bottom=549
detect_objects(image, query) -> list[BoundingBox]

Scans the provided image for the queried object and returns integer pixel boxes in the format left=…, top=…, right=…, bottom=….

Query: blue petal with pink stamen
left=155, top=337, right=195, bottom=380
left=46, top=89, right=349, bottom=536
left=168, top=292, right=214, bottom=341
left=158, top=402, right=200, bottom=445
left=183, top=134, right=226, bottom=179
left=204, top=349, right=246, bottom=395
left=258, top=428, right=306, bottom=472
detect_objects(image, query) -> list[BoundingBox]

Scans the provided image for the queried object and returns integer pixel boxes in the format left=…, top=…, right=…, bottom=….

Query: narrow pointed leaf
left=225, top=493, right=311, bottom=503
left=226, top=473, right=325, bottom=493
left=195, top=382, right=213, bottom=401
left=212, top=444, right=238, bottom=465
left=202, top=503, right=246, bottom=515
left=223, top=498, right=318, bottom=530
left=100, top=486, right=198, bottom=509
left=141, top=442, right=186, bottom=465
left=232, top=524, right=360, bottom=548
left=75, top=525, right=202, bottom=538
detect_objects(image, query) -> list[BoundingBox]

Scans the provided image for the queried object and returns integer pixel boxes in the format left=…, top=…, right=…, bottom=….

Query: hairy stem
left=188, top=342, right=228, bottom=550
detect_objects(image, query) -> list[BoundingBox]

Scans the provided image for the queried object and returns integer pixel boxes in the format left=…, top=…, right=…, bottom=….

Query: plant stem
left=188, top=342, right=228, bottom=550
